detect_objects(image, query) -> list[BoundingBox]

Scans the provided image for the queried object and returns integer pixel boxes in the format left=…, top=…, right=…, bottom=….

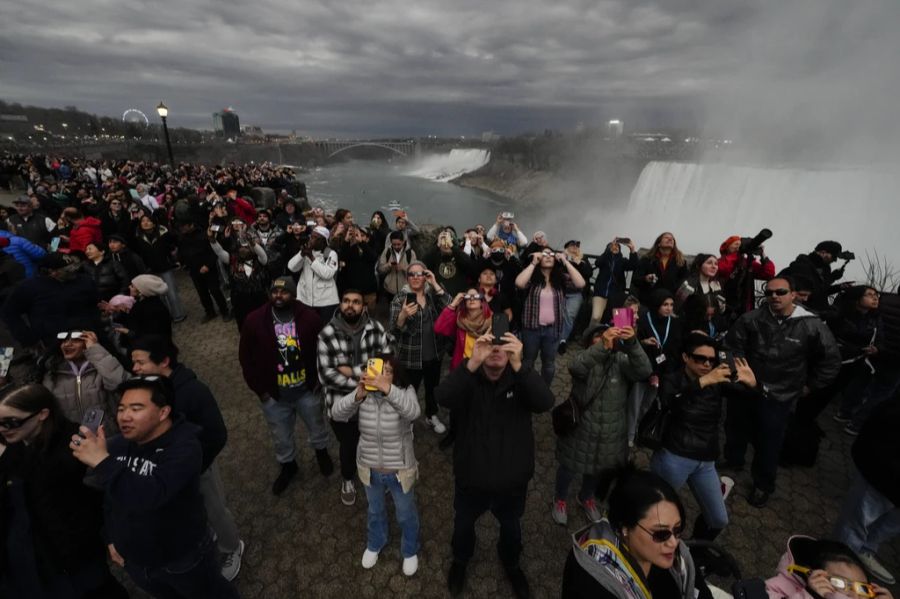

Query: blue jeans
left=522, top=325, right=559, bottom=385
left=651, top=449, right=728, bottom=530
left=364, top=471, right=420, bottom=558
left=833, top=467, right=900, bottom=555
left=561, top=293, right=583, bottom=342
left=158, top=268, right=187, bottom=321
left=260, top=389, right=330, bottom=463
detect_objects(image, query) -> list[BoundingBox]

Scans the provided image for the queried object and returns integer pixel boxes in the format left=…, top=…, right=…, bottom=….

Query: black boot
left=447, top=561, right=467, bottom=597
left=503, top=563, right=531, bottom=599
left=272, top=461, right=299, bottom=495
left=315, top=448, right=334, bottom=476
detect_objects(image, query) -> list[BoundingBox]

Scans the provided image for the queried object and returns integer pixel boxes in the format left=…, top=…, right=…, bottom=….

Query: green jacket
left=556, top=338, right=652, bottom=475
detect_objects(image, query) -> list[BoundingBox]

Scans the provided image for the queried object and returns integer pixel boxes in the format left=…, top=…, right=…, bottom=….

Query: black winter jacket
left=852, top=398, right=900, bottom=506
left=593, top=247, right=638, bottom=299
left=636, top=311, right=683, bottom=376
left=110, top=247, right=148, bottom=280
left=82, top=255, right=129, bottom=300
left=132, top=227, right=178, bottom=273
left=633, top=254, right=689, bottom=304
left=436, top=363, right=554, bottom=492
left=338, top=241, right=379, bottom=294
left=0, top=421, right=106, bottom=581
left=783, top=252, right=843, bottom=312
left=123, top=296, right=172, bottom=342
left=828, top=309, right=883, bottom=362
left=2, top=273, right=101, bottom=347
left=94, top=417, right=207, bottom=569
left=724, top=304, right=841, bottom=404
left=176, top=228, right=219, bottom=274
left=170, top=364, right=228, bottom=471
left=660, top=370, right=758, bottom=461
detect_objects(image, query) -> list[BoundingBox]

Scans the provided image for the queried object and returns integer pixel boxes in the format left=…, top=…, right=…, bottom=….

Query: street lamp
left=156, top=101, right=175, bottom=167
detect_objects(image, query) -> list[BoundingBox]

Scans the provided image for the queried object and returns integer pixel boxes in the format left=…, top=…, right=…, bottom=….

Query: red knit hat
left=0, top=237, right=9, bottom=249
left=720, top=235, right=741, bottom=254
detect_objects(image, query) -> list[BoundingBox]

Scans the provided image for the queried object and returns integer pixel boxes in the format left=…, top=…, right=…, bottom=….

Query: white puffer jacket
left=331, top=384, right=420, bottom=472
left=287, top=248, right=339, bottom=307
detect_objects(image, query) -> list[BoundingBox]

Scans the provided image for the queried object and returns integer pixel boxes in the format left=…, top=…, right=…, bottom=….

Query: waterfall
left=404, top=149, right=490, bottom=182
left=612, top=161, right=900, bottom=281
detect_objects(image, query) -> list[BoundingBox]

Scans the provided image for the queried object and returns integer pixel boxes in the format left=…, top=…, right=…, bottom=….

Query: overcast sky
left=2, top=0, right=898, bottom=145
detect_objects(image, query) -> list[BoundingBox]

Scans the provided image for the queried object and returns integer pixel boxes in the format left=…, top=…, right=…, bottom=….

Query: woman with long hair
left=434, top=288, right=494, bottom=370
left=562, top=468, right=711, bottom=599
left=675, top=254, right=728, bottom=337
left=0, top=384, right=128, bottom=598
left=515, top=247, right=586, bottom=385
left=331, top=354, right=422, bottom=577
left=632, top=232, right=688, bottom=304
left=131, top=214, right=186, bottom=322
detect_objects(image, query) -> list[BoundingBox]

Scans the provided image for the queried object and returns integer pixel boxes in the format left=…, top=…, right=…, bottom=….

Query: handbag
left=552, top=361, right=613, bottom=437
left=636, top=394, right=669, bottom=450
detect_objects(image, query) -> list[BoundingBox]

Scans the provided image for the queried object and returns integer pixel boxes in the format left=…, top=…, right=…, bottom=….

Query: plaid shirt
left=389, top=285, right=451, bottom=369
left=317, top=315, right=393, bottom=416
left=521, top=282, right=565, bottom=338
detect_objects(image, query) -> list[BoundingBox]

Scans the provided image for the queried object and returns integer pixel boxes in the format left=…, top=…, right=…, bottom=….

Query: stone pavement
left=132, top=271, right=898, bottom=598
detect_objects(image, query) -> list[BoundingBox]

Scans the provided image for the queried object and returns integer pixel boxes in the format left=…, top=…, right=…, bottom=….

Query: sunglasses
left=688, top=353, right=718, bottom=366
left=407, top=272, right=426, bottom=278
left=787, top=565, right=875, bottom=598
left=57, top=331, right=84, bottom=340
left=0, top=411, right=40, bottom=430
left=463, top=294, right=483, bottom=301
left=764, top=288, right=791, bottom=297
left=636, top=522, right=684, bottom=543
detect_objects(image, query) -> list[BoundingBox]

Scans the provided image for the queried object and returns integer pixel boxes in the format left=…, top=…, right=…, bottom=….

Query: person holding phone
left=41, top=329, right=129, bottom=431
left=331, top=355, right=422, bottom=576
left=515, top=247, right=586, bottom=385
left=209, top=222, right=270, bottom=330
left=632, top=232, right=689, bottom=305
left=552, top=324, right=652, bottom=526
left=434, top=288, right=494, bottom=370
left=649, top=333, right=758, bottom=542
left=0, top=384, right=128, bottom=598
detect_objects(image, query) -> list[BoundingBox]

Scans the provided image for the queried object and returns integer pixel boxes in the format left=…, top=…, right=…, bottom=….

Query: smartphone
left=718, top=350, right=737, bottom=378
left=364, top=358, right=384, bottom=392
left=81, top=408, right=105, bottom=435
left=616, top=237, right=631, bottom=244
left=491, top=314, right=510, bottom=345
left=0, top=347, right=13, bottom=378
left=405, top=292, right=417, bottom=306
left=612, top=307, right=635, bottom=329
left=211, top=224, right=221, bottom=232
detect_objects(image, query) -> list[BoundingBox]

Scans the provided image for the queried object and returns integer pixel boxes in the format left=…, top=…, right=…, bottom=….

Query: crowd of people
left=0, top=152, right=897, bottom=599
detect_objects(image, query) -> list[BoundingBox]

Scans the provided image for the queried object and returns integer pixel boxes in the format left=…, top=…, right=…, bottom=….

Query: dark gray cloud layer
left=2, top=0, right=898, bottom=149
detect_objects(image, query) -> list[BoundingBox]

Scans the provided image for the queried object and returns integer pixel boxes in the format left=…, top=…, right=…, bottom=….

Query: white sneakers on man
left=402, top=555, right=419, bottom=576
left=361, top=549, right=379, bottom=569
left=426, top=415, right=447, bottom=434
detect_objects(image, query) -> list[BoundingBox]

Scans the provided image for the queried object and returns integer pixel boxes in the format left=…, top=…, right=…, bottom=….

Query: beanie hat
left=313, top=226, right=330, bottom=241
left=131, top=274, right=169, bottom=297
left=720, top=235, right=741, bottom=254
left=109, top=294, right=136, bottom=311
left=270, top=276, right=297, bottom=296
left=815, top=241, right=842, bottom=256
left=0, top=237, right=9, bottom=249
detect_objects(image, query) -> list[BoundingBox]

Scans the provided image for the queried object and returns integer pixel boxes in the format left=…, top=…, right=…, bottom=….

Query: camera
left=738, top=228, right=772, bottom=256
left=838, top=250, right=855, bottom=261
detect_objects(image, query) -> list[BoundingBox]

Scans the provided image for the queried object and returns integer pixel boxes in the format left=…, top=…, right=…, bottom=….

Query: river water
left=303, top=159, right=510, bottom=232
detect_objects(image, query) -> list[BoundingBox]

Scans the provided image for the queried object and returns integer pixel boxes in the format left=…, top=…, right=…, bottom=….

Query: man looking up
left=722, top=276, right=840, bottom=508
left=318, top=288, right=393, bottom=506
left=70, top=377, right=239, bottom=599
left=239, top=276, right=334, bottom=495
left=288, top=226, right=339, bottom=323
left=436, top=332, right=554, bottom=598
left=131, top=335, right=244, bottom=581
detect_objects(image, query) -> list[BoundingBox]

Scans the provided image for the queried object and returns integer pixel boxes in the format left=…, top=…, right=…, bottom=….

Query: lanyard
left=647, top=313, right=671, bottom=347
left=708, top=320, right=716, bottom=337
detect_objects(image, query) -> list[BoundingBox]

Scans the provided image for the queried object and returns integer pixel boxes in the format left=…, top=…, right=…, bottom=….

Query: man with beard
left=251, top=209, right=287, bottom=277
left=239, top=276, right=334, bottom=495
left=317, top=289, right=393, bottom=506
left=287, top=226, right=339, bottom=322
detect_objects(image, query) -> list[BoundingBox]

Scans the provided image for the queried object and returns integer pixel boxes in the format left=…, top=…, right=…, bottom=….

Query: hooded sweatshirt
left=765, top=536, right=834, bottom=599
left=169, top=364, right=228, bottom=472
left=93, top=417, right=207, bottom=569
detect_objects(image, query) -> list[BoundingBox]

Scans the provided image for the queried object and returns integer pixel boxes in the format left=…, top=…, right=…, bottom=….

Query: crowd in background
left=0, top=152, right=897, bottom=599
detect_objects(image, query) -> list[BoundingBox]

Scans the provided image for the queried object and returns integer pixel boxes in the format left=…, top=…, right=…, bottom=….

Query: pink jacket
left=434, top=304, right=492, bottom=370
left=765, top=536, right=817, bottom=599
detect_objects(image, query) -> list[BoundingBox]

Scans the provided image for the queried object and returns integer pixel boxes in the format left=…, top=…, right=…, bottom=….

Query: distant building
left=607, top=119, right=624, bottom=139
left=213, top=109, right=241, bottom=138
left=241, top=125, right=264, bottom=137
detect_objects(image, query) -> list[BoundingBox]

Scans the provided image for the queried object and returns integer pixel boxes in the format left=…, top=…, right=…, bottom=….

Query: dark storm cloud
left=1, top=0, right=897, bottom=145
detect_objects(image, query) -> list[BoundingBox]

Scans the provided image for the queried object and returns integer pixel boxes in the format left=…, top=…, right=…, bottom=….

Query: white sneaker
left=221, top=540, right=245, bottom=581
left=361, top=548, right=379, bottom=569
left=341, top=479, right=357, bottom=505
left=402, top=555, right=419, bottom=576
left=858, top=552, right=895, bottom=584
left=426, top=415, right=447, bottom=434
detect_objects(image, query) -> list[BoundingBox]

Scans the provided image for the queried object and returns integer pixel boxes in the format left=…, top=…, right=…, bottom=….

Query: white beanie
left=313, top=226, right=330, bottom=241
left=131, top=274, right=169, bottom=297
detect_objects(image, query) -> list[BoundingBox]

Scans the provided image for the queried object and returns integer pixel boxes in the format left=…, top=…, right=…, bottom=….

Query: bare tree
left=862, top=250, right=900, bottom=293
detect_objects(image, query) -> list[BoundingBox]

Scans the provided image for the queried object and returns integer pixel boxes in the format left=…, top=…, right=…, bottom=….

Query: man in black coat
left=436, top=331, right=554, bottom=599
left=177, top=221, right=230, bottom=323
left=782, top=240, right=848, bottom=313
left=832, top=397, right=900, bottom=584
left=107, top=234, right=148, bottom=280
left=130, top=335, right=244, bottom=581
left=70, top=377, right=239, bottom=598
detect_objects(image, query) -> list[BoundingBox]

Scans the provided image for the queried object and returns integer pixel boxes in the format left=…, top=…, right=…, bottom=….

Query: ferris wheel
left=122, top=108, right=149, bottom=126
